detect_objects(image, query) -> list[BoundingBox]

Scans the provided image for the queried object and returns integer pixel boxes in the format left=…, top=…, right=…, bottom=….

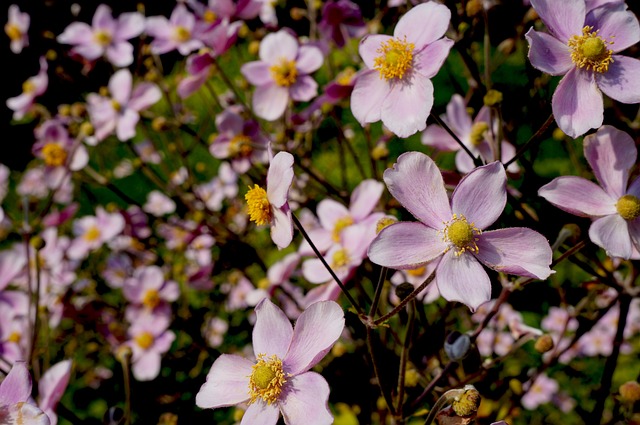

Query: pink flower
left=6, top=56, right=48, bottom=121
left=38, top=360, right=72, bottom=425
left=244, top=151, right=295, bottom=249
left=525, top=0, right=640, bottom=137
left=368, top=152, right=553, bottom=311
left=5, top=5, right=30, bottom=54
left=538, top=125, right=640, bottom=259
left=240, top=29, right=323, bottom=121
left=67, top=207, right=125, bottom=260
left=521, top=374, right=558, bottom=410
left=126, top=311, right=175, bottom=381
left=0, top=361, right=50, bottom=425
left=123, top=265, right=179, bottom=312
left=86, top=69, right=161, bottom=141
left=196, top=298, right=344, bottom=425
left=57, top=4, right=145, bottom=67
left=350, top=2, right=454, bottom=138
left=145, top=4, right=203, bottom=56
left=143, top=190, right=176, bottom=217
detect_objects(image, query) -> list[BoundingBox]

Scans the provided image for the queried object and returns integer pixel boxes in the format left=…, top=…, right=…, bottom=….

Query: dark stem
left=373, top=271, right=435, bottom=326
left=369, top=267, right=388, bottom=317
left=396, top=300, right=415, bottom=420
left=367, top=326, right=397, bottom=417
left=504, top=113, right=555, bottom=168
left=430, top=113, right=481, bottom=166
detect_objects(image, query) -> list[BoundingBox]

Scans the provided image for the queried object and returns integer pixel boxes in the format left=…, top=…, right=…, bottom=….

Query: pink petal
left=421, top=124, right=459, bottom=151
left=253, top=298, right=294, bottom=359
left=628, top=218, right=640, bottom=252
left=267, top=151, right=294, bottom=208
left=132, top=351, right=161, bottom=381
left=529, top=0, right=586, bottom=43
left=350, top=179, right=384, bottom=221
left=538, top=176, right=616, bottom=216
left=116, top=12, right=146, bottom=40
left=597, top=56, right=640, bottom=104
left=195, top=354, right=252, bottom=408
left=289, top=75, right=318, bottom=102
left=260, top=30, right=298, bottom=64
left=584, top=125, right=636, bottom=198
left=383, top=151, right=451, bottom=228
left=296, top=45, right=323, bottom=74
left=358, top=34, right=392, bottom=70
left=93, top=4, right=114, bottom=29
left=279, top=372, right=333, bottom=425
left=451, top=161, right=506, bottom=230
left=38, top=360, right=72, bottom=412
left=552, top=68, right=603, bottom=138
left=57, top=22, right=93, bottom=45
left=106, top=42, right=134, bottom=67
left=629, top=176, right=640, bottom=198
left=240, top=400, right=280, bottom=425
left=0, top=360, right=31, bottom=405
left=301, top=257, right=332, bottom=284
left=72, top=44, right=104, bottom=61
left=436, top=250, right=491, bottom=312
left=350, top=69, right=389, bottom=125
left=414, top=38, right=454, bottom=79
left=367, top=221, right=446, bottom=269
left=4, top=403, right=50, bottom=425
left=252, top=83, right=289, bottom=121
left=128, top=83, right=162, bottom=111
left=381, top=75, right=433, bottom=138
left=475, top=228, right=553, bottom=279
left=525, top=28, right=573, bottom=76
left=116, top=108, right=139, bottom=141
left=241, top=61, right=273, bottom=86
left=284, top=300, right=344, bottom=375
left=589, top=214, right=633, bottom=259
left=445, top=94, right=472, bottom=136
left=271, top=205, right=293, bottom=250
left=394, top=2, right=450, bottom=48
left=109, top=69, right=132, bottom=105
left=588, top=4, right=640, bottom=52
left=317, top=199, right=350, bottom=231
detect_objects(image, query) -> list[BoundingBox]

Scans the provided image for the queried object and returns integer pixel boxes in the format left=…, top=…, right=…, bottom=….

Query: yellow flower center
left=22, top=80, right=35, bottom=94
left=135, top=332, right=154, bottom=350
left=142, top=289, right=161, bottom=309
left=407, top=266, right=426, bottom=277
left=373, top=37, right=415, bottom=81
left=332, top=216, right=354, bottom=242
left=94, top=30, right=112, bottom=46
left=270, top=59, right=298, bottom=87
left=245, top=185, right=272, bottom=226
left=336, top=67, right=356, bottom=86
left=111, top=100, right=122, bottom=112
left=84, top=225, right=101, bottom=242
left=203, top=10, right=217, bottom=23
left=568, top=26, right=614, bottom=73
left=41, top=143, right=68, bottom=167
left=174, top=26, right=191, bottom=42
left=229, top=134, right=253, bottom=157
left=8, top=331, right=21, bottom=343
left=332, top=248, right=350, bottom=269
left=442, top=214, right=481, bottom=256
left=5, top=23, right=21, bottom=41
left=616, top=194, right=640, bottom=221
left=248, top=354, right=287, bottom=405
left=469, top=122, right=489, bottom=147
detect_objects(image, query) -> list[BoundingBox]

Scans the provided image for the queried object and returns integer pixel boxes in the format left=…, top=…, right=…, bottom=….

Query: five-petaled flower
left=350, top=2, right=454, bottom=138
left=196, top=298, right=345, bottom=425
left=368, top=152, right=553, bottom=311
left=539, top=125, right=640, bottom=259
left=525, top=0, right=640, bottom=137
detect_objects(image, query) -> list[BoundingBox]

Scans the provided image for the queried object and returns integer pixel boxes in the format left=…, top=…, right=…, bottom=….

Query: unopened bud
left=376, top=217, right=397, bottom=234
left=79, top=122, right=94, bottom=137
left=371, top=143, right=389, bottom=160
left=152, top=116, right=170, bottom=132
left=115, top=345, right=132, bottom=363
left=534, top=334, right=554, bottom=353
left=395, top=283, right=414, bottom=301
left=452, top=386, right=481, bottom=416
left=248, top=40, right=261, bottom=56
left=444, top=331, right=472, bottom=361
left=466, top=0, right=483, bottom=17
left=483, top=89, right=503, bottom=106
left=290, top=7, right=306, bottom=20
left=619, top=381, right=640, bottom=403
left=30, top=236, right=45, bottom=250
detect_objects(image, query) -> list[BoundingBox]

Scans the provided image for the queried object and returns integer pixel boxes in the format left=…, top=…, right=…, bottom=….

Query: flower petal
left=267, top=151, right=294, bottom=208
left=260, top=30, right=298, bottom=64
left=383, top=151, right=451, bottom=228
left=284, top=300, right=344, bottom=375
left=240, top=400, right=280, bottom=425
left=583, top=125, right=636, bottom=199
left=451, top=161, right=506, bottom=230
left=414, top=38, right=454, bottom=79
left=475, top=228, right=553, bottom=279
left=367, top=221, right=446, bottom=269
left=628, top=218, right=640, bottom=253
left=435, top=250, right=491, bottom=312
left=350, top=69, right=389, bottom=125
left=394, top=2, right=450, bottom=48
left=445, top=94, right=472, bottom=136
left=358, top=34, right=392, bottom=70
left=279, top=372, right=333, bottom=425
left=588, top=3, right=640, bottom=52
left=525, top=28, right=573, bottom=76
left=271, top=204, right=293, bottom=250
left=296, top=45, right=323, bottom=74
left=241, top=61, right=273, bottom=86
left=317, top=199, right=350, bottom=231
left=529, top=0, right=585, bottom=43
left=381, top=75, right=433, bottom=138
left=253, top=83, right=289, bottom=121
left=38, top=359, right=72, bottom=411
left=195, top=354, right=253, bottom=408
left=589, top=214, right=633, bottom=259
left=421, top=124, right=459, bottom=151
left=538, top=176, right=616, bottom=216
left=289, top=75, right=318, bottom=102
left=597, top=56, right=640, bottom=104
left=350, top=179, right=384, bottom=221
left=0, top=360, right=31, bottom=405
left=552, top=68, right=603, bottom=138
left=253, top=298, right=294, bottom=359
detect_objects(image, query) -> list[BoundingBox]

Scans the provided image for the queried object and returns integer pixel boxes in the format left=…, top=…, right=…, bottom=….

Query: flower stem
left=429, top=113, right=481, bottom=166
left=369, top=266, right=388, bottom=317
left=422, top=388, right=464, bottom=425
left=366, top=326, right=397, bottom=417
left=504, top=113, right=555, bottom=168
left=396, top=299, right=415, bottom=420
left=373, top=270, right=435, bottom=326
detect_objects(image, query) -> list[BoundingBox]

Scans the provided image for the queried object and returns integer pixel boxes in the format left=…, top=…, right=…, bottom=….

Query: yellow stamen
left=469, top=122, right=489, bottom=147
left=8, top=331, right=21, bottom=343
left=142, top=289, right=161, bottom=309
left=111, top=99, right=122, bottom=112
left=332, top=216, right=354, bottom=242
left=270, top=58, right=298, bottom=87
left=442, top=214, right=481, bottom=256
left=84, top=226, right=101, bottom=242
left=332, top=248, right=350, bottom=269
left=5, top=23, right=22, bottom=41
left=248, top=354, right=287, bottom=405
left=336, top=67, right=356, bottom=86
left=407, top=266, right=426, bottom=277
left=616, top=194, right=640, bottom=221
left=94, top=30, right=112, bottom=46
left=373, top=37, right=415, bottom=81
left=229, top=134, right=253, bottom=157
left=174, top=26, right=191, bottom=42
left=203, top=10, right=217, bottom=23
left=568, top=26, right=614, bottom=73
left=135, top=332, right=154, bottom=349
left=245, top=185, right=272, bottom=226
left=22, top=80, right=35, bottom=94
left=41, top=143, right=68, bottom=167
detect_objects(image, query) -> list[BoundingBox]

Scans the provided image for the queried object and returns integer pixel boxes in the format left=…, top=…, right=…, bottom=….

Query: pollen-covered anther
left=442, top=214, right=481, bottom=256
left=373, top=36, right=415, bottom=80
left=270, top=58, right=298, bottom=87
left=469, top=122, right=489, bottom=146
left=616, top=194, right=640, bottom=221
left=42, top=143, right=68, bottom=167
left=142, top=289, right=161, bottom=309
left=248, top=354, right=288, bottom=405
left=174, top=26, right=191, bottom=42
left=332, top=216, right=354, bottom=242
left=332, top=249, right=350, bottom=269
left=245, top=185, right=272, bottom=226
left=94, top=30, right=112, bottom=46
left=229, top=134, right=253, bottom=157
left=568, top=26, right=614, bottom=73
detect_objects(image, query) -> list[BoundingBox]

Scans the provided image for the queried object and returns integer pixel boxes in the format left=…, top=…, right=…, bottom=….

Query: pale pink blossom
left=7, top=56, right=48, bottom=121
left=5, top=5, right=30, bottom=54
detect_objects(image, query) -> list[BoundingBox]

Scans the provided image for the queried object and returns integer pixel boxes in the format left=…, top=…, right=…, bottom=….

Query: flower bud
left=395, top=282, right=414, bottom=301
left=30, top=236, right=45, bottom=250
left=444, top=331, right=472, bottom=361
left=466, top=0, right=483, bottom=17
left=452, top=385, right=481, bottom=416
left=534, top=334, right=554, bottom=353
left=619, top=381, right=640, bottom=403
left=483, top=89, right=503, bottom=106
